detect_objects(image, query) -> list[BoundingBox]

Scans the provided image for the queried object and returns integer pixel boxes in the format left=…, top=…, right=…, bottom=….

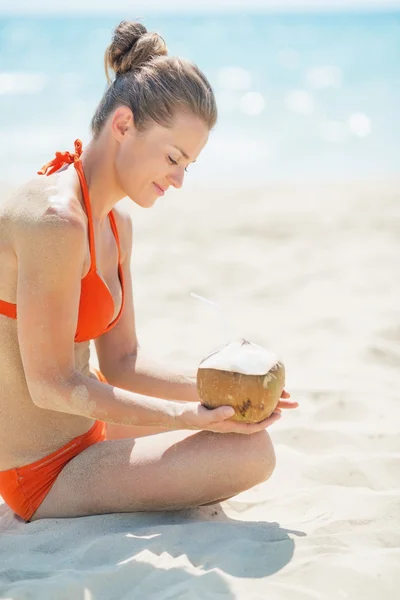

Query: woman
left=0, top=21, right=297, bottom=522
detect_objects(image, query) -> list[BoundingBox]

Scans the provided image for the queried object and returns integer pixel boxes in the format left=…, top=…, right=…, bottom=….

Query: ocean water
left=0, top=10, right=399, bottom=184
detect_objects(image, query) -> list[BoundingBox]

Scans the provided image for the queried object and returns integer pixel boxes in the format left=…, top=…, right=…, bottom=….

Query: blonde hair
left=91, top=21, right=217, bottom=135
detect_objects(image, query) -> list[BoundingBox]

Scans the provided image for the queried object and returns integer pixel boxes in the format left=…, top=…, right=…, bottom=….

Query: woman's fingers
left=226, top=411, right=282, bottom=434
left=196, top=394, right=297, bottom=434
left=196, top=396, right=297, bottom=433
left=203, top=407, right=282, bottom=435
left=204, top=405, right=235, bottom=421
left=279, top=389, right=299, bottom=408
left=276, top=399, right=299, bottom=409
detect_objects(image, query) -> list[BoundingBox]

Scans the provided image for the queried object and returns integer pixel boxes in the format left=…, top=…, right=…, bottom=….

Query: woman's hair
left=91, top=21, right=217, bottom=136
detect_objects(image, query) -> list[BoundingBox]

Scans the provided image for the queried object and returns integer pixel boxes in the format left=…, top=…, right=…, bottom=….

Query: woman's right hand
left=177, top=403, right=282, bottom=435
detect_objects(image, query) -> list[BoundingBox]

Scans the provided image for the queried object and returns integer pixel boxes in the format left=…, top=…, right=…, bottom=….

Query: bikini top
left=0, top=139, right=125, bottom=343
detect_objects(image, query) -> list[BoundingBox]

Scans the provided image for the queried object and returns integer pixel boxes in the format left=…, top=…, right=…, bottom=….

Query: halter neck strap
left=37, top=139, right=97, bottom=272
left=37, top=139, right=83, bottom=176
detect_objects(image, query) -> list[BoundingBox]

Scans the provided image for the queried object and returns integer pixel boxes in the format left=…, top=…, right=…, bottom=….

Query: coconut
left=197, top=339, right=285, bottom=423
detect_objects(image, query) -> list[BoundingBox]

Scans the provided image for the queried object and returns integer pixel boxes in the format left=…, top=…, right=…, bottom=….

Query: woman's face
left=114, top=111, right=209, bottom=208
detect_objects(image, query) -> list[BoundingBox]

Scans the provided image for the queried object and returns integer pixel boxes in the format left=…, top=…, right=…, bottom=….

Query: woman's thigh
left=31, top=429, right=275, bottom=520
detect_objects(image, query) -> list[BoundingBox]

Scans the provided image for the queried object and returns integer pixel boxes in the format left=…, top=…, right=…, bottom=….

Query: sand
left=1, top=179, right=399, bottom=599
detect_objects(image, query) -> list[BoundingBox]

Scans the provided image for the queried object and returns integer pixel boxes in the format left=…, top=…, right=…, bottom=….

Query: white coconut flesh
left=198, top=339, right=280, bottom=375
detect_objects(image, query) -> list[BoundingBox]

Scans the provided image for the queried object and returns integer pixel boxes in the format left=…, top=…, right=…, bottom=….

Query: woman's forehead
left=153, top=115, right=209, bottom=158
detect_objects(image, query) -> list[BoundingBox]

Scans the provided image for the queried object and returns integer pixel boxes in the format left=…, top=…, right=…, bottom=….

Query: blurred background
left=0, top=1, right=399, bottom=392
left=0, top=0, right=399, bottom=183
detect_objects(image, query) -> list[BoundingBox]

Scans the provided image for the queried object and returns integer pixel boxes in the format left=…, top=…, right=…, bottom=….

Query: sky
left=1, top=0, right=400, bottom=13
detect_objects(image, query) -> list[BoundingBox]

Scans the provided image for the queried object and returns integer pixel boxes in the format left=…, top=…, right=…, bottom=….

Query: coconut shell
left=197, top=361, right=285, bottom=423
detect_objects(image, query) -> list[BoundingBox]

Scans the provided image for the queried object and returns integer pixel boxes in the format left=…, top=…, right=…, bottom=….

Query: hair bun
left=105, top=21, right=168, bottom=81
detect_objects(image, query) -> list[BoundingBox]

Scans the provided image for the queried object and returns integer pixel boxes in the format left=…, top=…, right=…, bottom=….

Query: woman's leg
left=31, top=429, right=276, bottom=520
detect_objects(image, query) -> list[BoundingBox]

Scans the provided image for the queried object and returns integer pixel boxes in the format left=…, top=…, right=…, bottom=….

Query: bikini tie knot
left=37, top=139, right=83, bottom=176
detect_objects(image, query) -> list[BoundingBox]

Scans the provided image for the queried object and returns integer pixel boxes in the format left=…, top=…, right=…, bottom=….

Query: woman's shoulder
left=2, top=172, right=87, bottom=236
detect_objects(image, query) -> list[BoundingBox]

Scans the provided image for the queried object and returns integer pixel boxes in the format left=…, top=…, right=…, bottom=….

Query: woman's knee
left=211, top=429, right=276, bottom=490
left=242, top=430, right=276, bottom=485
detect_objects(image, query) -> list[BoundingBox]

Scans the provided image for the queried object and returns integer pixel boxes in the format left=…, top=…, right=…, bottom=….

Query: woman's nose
left=169, top=167, right=185, bottom=189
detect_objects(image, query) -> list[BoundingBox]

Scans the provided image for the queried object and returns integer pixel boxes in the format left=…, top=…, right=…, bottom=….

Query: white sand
left=1, top=180, right=399, bottom=599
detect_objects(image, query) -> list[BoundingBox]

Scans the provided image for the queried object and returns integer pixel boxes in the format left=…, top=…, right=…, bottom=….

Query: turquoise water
left=0, top=11, right=399, bottom=183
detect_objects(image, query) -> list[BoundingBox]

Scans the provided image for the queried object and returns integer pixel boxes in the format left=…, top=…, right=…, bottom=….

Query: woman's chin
left=128, top=191, right=158, bottom=209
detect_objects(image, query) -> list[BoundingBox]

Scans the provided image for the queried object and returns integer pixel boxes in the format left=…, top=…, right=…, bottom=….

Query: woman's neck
left=80, top=135, right=125, bottom=223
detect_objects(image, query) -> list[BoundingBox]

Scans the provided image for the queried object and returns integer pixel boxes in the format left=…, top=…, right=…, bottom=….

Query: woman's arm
left=104, top=350, right=199, bottom=402
left=94, top=207, right=199, bottom=402
left=15, top=203, right=186, bottom=428
left=16, top=202, right=277, bottom=435
left=94, top=209, right=297, bottom=409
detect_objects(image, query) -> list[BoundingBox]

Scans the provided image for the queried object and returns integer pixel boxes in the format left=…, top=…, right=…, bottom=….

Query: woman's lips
left=153, top=183, right=165, bottom=196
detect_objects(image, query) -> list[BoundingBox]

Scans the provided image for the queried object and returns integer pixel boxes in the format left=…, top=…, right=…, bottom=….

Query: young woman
left=0, top=21, right=297, bottom=522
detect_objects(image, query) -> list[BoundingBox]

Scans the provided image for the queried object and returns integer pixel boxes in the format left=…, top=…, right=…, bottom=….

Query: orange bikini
left=0, top=139, right=125, bottom=342
left=0, top=417, right=107, bottom=522
left=0, top=141, right=124, bottom=521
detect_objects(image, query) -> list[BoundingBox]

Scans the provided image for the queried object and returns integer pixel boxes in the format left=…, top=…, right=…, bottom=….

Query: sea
left=0, top=10, right=399, bottom=184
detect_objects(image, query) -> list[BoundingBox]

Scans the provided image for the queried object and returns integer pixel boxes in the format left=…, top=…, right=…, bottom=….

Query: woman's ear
left=110, top=106, right=135, bottom=141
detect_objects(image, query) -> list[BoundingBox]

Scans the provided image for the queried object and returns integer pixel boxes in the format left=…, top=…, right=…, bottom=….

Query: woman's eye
left=168, top=155, right=189, bottom=172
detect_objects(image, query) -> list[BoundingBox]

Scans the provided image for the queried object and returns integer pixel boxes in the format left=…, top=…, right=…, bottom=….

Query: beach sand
left=1, top=179, right=399, bottom=599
